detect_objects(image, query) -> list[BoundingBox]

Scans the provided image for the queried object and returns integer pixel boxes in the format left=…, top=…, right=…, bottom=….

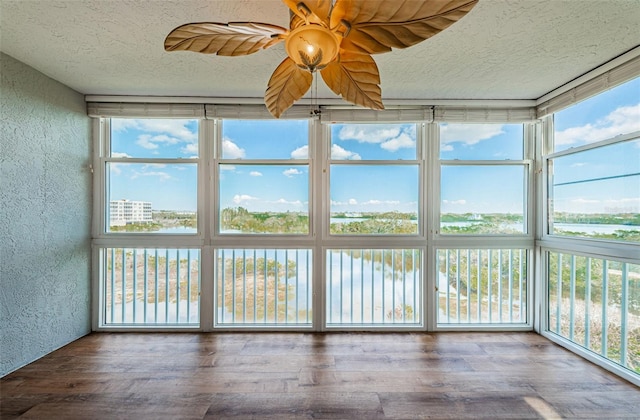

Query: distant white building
left=110, top=199, right=152, bottom=226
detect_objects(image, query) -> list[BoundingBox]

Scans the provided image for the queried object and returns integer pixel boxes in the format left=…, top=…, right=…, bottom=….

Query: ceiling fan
left=165, top=0, right=479, bottom=118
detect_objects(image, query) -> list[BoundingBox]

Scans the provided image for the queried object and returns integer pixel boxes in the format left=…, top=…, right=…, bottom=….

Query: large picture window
left=542, top=74, right=640, bottom=384
left=439, top=123, right=529, bottom=235
left=548, top=138, right=640, bottom=242
left=329, top=123, right=421, bottom=235
left=94, top=108, right=534, bottom=332
left=105, top=118, right=199, bottom=234
left=218, top=119, right=310, bottom=235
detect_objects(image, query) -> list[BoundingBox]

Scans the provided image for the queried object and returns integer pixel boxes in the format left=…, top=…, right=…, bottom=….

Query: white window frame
left=90, top=103, right=538, bottom=333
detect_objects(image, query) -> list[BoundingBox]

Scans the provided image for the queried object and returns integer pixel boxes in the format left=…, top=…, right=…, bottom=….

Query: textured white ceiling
left=1, top=0, right=639, bottom=102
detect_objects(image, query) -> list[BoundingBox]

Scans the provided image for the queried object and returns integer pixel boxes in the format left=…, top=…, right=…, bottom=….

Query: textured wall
left=0, top=53, right=91, bottom=377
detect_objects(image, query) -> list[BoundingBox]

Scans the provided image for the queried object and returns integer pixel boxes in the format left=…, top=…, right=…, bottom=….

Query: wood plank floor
left=1, top=332, right=639, bottom=419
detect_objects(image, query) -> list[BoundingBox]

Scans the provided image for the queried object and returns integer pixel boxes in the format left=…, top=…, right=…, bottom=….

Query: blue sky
left=108, top=77, right=639, bottom=215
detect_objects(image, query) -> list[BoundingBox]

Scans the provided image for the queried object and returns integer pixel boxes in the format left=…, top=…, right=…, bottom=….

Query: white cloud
left=443, top=199, right=467, bottom=205
left=291, top=145, right=309, bottom=159
left=250, top=171, right=263, bottom=177
left=338, top=124, right=416, bottom=152
left=181, top=143, right=198, bottom=155
left=440, top=144, right=454, bottom=152
left=110, top=163, right=123, bottom=175
left=440, top=124, right=505, bottom=146
left=381, top=132, right=415, bottom=152
left=111, top=152, right=131, bottom=158
left=136, top=134, right=158, bottom=150
left=331, top=144, right=361, bottom=160
left=222, top=138, right=246, bottom=159
left=270, top=198, right=304, bottom=206
left=142, top=163, right=166, bottom=169
left=571, top=198, right=600, bottom=204
left=233, top=194, right=258, bottom=204
left=131, top=171, right=172, bottom=181
left=136, top=134, right=183, bottom=150
left=338, top=125, right=401, bottom=144
left=283, top=168, right=303, bottom=177
left=555, top=196, right=640, bottom=213
left=220, top=165, right=236, bottom=171
left=363, top=199, right=400, bottom=205
left=348, top=198, right=358, bottom=205
left=112, top=119, right=197, bottom=142
left=570, top=162, right=586, bottom=168
left=555, top=103, right=640, bottom=146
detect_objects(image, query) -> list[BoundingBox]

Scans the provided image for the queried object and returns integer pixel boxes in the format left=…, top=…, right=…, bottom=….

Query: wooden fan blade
left=165, top=22, right=287, bottom=56
left=331, top=0, right=478, bottom=54
left=265, top=57, right=313, bottom=118
left=282, top=0, right=333, bottom=25
left=320, top=51, right=384, bottom=110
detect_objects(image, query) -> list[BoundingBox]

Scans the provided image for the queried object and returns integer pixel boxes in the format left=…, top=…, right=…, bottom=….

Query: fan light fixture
left=285, top=24, right=340, bottom=72
left=165, top=0, right=478, bottom=118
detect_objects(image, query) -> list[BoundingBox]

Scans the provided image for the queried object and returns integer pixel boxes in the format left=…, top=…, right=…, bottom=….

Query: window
left=548, top=138, right=640, bottom=242
left=542, top=73, right=640, bottom=384
left=553, top=78, right=640, bottom=153
left=329, top=123, right=421, bottom=235
left=439, top=123, right=529, bottom=235
left=218, top=119, right=310, bottom=235
left=93, top=107, right=533, bottom=332
left=105, top=118, right=199, bottom=234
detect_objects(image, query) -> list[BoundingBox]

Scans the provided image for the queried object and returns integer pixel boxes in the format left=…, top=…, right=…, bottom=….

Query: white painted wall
left=0, top=53, right=91, bottom=377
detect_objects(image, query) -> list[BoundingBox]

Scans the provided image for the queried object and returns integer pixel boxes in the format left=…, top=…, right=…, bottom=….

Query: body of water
left=553, top=223, right=638, bottom=234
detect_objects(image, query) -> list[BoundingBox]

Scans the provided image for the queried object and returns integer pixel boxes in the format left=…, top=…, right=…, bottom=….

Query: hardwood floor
left=2, top=332, right=639, bottom=419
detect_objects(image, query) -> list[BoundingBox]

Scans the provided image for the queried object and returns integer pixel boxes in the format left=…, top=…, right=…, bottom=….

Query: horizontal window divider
left=212, top=325, right=315, bottom=331
left=217, top=159, right=310, bottom=165
left=538, top=239, right=640, bottom=263
left=439, top=160, right=532, bottom=166
left=103, top=157, right=199, bottom=163
left=432, top=238, right=535, bottom=248
left=95, top=326, right=202, bottom=332
left=209, top=239, right=317, bottom=247
left=329, top=159, right=421, bottom=165
left=321, top=239, right=427, bottom=248
left=92, top=237, right=205, bottom=248
left=544, top=131, right=639, bottom=159
left=435, top=324, right=533, bottom=332
left=324, top=326, right=426, bottom=332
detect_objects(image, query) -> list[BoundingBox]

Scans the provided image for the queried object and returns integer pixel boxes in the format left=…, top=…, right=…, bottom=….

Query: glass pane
left=330, top=123, right=417, bottom=160
left=437, top=249, right=527, bottom=324
left=549, top=139, right=640, bottom=242
left=547, top=252, right=640, bottom=375
left=554, top=77, right=640, bottom=153
left=107, top=163, right=197, bottom=233
left=326, top=249, right=422, bottom=326
left=440, top=165, right=525, bottom=234
left=103, top=248, right=200, bottom=326
left=440, top=123, right=523, bottom=160
left=219, top=164, right=309, bottom=234
left=216, top=249, right=312, bottom=325
left=330, top=165, right=419, bottom=235
left=110, top=118, right=198, bottom=159
left=221, top=120, right=309, bottom=159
